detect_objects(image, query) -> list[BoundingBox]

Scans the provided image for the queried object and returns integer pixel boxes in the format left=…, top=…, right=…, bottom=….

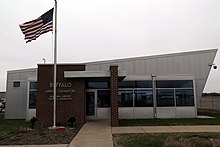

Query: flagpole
left=53, top=0, right=57, bottom=128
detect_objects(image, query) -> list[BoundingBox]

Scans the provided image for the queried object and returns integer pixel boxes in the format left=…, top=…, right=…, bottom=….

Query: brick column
left=110, top=65, right=119, bottom=127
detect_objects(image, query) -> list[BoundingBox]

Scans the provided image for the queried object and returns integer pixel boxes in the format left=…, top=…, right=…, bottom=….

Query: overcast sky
left=0, top=0, right=219, bottom=92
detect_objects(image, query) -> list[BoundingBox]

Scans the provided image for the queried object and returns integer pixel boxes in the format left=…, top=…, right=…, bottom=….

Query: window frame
left=28, top=81, right=37, bottom=109
left=13, top=81, right=21, bottom=88
left=97, top=90, right=110, bottom=108
left=118, top=89, right=134, bottom=107
left=118, top=80, right=195, bottom=107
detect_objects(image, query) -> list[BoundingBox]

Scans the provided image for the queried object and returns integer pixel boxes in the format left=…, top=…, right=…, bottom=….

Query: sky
left=0, top=0, right=220, bottom=92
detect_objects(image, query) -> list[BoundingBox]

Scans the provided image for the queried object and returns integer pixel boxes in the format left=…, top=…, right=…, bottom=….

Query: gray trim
left=64, top=70, right=126, bottom=78
left=85, top=49, right=218, bottom=65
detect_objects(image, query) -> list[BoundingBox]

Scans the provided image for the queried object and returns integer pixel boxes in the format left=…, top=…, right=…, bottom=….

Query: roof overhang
left=64, top=70, right=126, bottom=78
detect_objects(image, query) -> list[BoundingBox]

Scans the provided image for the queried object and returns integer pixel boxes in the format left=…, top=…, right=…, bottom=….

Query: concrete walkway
left=0, top=120, right=113, bottom=147
left=2, top=123, right=220, bottom=147
left=112, top=125, right=220, bottom=134
left=68, top=120, right=113, bottom=147
left=0, top=145, right=68, bottom=147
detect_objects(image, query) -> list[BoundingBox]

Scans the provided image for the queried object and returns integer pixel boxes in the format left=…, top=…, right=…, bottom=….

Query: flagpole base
left=48, top=126, right=64, bottom=130
left=48, top=126, right=58, bottom=130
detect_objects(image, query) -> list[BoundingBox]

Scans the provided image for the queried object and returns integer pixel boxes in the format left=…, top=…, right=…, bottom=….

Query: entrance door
left=86, top=91, right=97, bottom=119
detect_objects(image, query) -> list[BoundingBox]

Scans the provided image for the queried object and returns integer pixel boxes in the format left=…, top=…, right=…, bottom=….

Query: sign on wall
left=45, top=82, right=76, bottom=100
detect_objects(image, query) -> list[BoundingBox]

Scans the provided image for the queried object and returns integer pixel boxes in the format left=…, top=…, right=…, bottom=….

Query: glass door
left=86, top=90, right=97, bottom=119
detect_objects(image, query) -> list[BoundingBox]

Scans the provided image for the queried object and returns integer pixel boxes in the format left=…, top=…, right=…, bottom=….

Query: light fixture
left=208, top=63, right=217, bottom=69
left=42, top=58, right=46, bottom=64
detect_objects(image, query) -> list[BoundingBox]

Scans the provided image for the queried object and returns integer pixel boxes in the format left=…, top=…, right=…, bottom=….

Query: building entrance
left=86, top=89, right=111, bottom=120
left=86, top=90, right=97, bottom=119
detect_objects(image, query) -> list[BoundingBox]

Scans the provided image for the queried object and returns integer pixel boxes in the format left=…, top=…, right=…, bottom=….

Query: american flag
left=20, top=8, right=54, bottom=43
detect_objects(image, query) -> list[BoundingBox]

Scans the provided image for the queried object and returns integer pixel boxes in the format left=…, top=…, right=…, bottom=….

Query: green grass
left=113, top=132, right=220, bottom=147
left=116, top=109, right=220, bottom=147
left=0, top=112, right=29, bottom=140
left=198, top=109, right=220, bottom=117
left=119, top=109, right=220, bottom=126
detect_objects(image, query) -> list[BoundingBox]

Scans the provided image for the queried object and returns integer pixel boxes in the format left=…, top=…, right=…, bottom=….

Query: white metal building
left=5, top=49, right=218, bottom=121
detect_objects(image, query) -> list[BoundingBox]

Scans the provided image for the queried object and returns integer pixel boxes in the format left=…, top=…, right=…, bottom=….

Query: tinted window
left=157, top=89, right=174, bottom=107
left=135, top=90, right=153, bottom=107
left=118, top=90, right=133, bottom=107
left=29, top=82, right=37, bottom=109
left=156, top=80, right=193, bottom=88
left=118, top=81, right=135, bottom=88
left=136, top=81, right=152, bottom=88
left=176, top=89, right=194, bottom=106
left=97, top=90, right=110, bottom=108
left=13, top=81, right=20, bottom=87
left=118, top=81, right=152, bottom=88
left=30, top=82, right=37, bottom=89
left=86, top=82, right=109, bottom=89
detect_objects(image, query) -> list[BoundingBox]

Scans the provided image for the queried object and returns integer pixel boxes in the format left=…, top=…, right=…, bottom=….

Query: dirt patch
left=0, top=125, right=82, bottom=145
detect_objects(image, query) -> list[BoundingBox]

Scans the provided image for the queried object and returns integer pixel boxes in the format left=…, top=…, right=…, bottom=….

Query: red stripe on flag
left=19, top=8, right=53, bottom=43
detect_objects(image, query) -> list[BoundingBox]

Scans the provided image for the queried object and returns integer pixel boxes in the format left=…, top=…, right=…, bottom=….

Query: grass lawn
left=0, top=112, right=29, bottom=140
left=115, top=109, right=220, bottom=147
left=119, top=109, right=220, bottom=126
left=113, top=132, right=220, bottom=147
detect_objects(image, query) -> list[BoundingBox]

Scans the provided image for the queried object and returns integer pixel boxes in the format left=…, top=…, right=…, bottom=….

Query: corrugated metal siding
left=5, top=69, right=37, bottom=119
left=86, top=49, right=218, bottom=105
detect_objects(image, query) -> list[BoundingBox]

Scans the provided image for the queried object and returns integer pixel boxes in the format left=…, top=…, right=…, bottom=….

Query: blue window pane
left=118, top=81, right=152, bottom=88
left=13, top=81, right=20, bottom=87
left=176, top=89, right=194, bottom=106
left=97, top=90, right=110, bottom=108
left=29, top=82, right=37, bottom=109
left=118, top=90, right=133, bottom=107
left=86, top=82, right=109, bottom=89
left=118, top=81, right=135, bottom=88
left=30, top=82, right=37, bottom=89
left=135, top=90, right=153, bottom=107
left=136, top=81, right=152, bottom=88
left=29, top=91, right=37, bottom=109
left=156, top=80, right=193, bottom=88
left=157, top=89, right=174, bottom=107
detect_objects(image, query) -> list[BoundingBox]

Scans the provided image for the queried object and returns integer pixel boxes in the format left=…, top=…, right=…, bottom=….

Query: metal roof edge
left=7, top=68, right=37, bottom=73
left=85, top=48, right=218, bottom=65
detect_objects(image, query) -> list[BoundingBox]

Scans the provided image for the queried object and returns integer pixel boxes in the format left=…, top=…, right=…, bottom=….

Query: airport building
left=5, top=49, right=217, bottom=126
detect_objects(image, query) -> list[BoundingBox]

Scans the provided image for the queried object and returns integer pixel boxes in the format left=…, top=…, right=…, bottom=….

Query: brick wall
left=110, top=65, right=119, bottom=127
left=37, top=64, right=86, bottom=126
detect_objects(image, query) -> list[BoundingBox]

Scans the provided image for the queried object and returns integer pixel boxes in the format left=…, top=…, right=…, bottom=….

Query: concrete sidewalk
left=68, top=120, right=113, bottom=147
left=0, top=145, right=68, bottom=147
left=0, top=120, right=113, bottom=147
left=112, top=125, right=220, bottom=134
left=2, top=123, right=220, bottom=147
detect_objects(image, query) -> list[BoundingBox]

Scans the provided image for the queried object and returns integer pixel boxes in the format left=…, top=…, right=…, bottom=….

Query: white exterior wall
left=157, top=107, right=176, bottom=118
left=176, top=107, right=196, bottom=118
left=5, top=49, right=217, bottom=120
left=5, top=68, right=37, bottom=119
left=119, top=108, right=153, bottom=119
left=97, top=108, right=110, bottom=119
left=86, top=49, right=217, bottom=119
left=118, top=107, right=196, bottom=119
left=86, top=49, right=217, bottom=106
